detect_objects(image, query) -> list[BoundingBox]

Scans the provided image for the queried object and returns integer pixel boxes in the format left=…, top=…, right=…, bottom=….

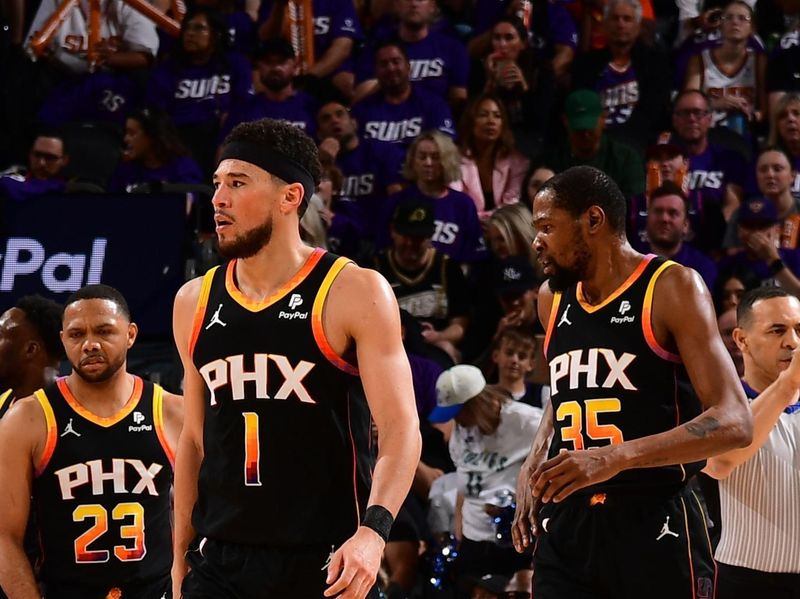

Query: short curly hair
left=223, top=118, right=322, bottom=189
left=15, top=295, right=65, bottom=360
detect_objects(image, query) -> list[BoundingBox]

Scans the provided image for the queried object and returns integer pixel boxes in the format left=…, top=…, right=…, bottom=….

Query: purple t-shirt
left=686, top=143, right=747, bottom=207
left=258, top=0, right=362, bottom=60
left=336, top=138, right=404, bottom=239
left=595, top=62, right=639, bottom=127
left=0, top=175, right=65, bottom=201
left=717, top=247, right=800, bottom=282
left=408, top=351, right=443, bottom=418
left=356, top=30, right=469, bottom=98
left=327, top=196, right=366, bottom=260
left=642, top=242, right=717, bottom=290
left=378, top=185, right=486, bottom=263
left=225, top=10, right=258, bottom=56
left=108, top=155, right=204, bottom=192
left=37, top=71, right=139, bottom=127
left=222, top=90, right=318, bottom=140
left=145, top=53, right=253, bottom=126
left=352, top=87, right=455, bottom=150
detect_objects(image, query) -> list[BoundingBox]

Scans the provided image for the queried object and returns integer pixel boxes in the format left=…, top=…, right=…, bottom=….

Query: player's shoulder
left=175, top=271, right=214, bottom=309
left=0, top=393, right=47, bottom=443
left=654, top=260, right=706, bottom=293
left=160, top=389, right=184, bottom=427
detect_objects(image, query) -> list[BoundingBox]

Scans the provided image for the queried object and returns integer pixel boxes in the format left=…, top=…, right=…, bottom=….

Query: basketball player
left=0, top=295, right=64, bottom=419
left=0, top=284, right=182, bottom=599
left=511, top=166, right=752, bottom=598
left=172, top=118, right=421, bottom=599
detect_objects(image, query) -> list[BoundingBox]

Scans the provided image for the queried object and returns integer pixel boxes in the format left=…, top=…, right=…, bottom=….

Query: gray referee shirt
left=716, top=410, right=800, bottom=573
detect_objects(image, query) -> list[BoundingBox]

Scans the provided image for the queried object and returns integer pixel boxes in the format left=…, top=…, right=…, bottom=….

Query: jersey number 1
left=243, top=412, right=262, bottom=486
left=556, top=398, right=624, bottom=450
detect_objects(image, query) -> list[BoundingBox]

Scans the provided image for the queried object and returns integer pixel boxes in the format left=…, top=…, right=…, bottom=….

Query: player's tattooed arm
left=685, top=416, right=721, bottom=438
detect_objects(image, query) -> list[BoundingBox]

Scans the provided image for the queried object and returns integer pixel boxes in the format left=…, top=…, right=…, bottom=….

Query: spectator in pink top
left=454, top=94, right=529, bottom=220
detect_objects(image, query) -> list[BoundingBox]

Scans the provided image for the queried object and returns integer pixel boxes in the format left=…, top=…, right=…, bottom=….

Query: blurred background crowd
left=1, top=0, right=799, bottom=596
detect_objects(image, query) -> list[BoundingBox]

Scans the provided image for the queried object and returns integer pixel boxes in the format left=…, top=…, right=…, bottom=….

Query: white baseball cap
left=428, top=364, right=486, bottom=423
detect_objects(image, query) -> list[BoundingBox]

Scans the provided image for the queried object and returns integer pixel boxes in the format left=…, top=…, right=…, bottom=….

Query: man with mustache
left=704, top=286, right=800, bottom=597
left=510, top=165, right=752, bottom=599
left=0, top=284, right=182, bottom=599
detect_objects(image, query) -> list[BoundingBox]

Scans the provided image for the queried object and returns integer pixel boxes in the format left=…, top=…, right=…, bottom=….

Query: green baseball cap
left=565, top=89, right=603, bottom=131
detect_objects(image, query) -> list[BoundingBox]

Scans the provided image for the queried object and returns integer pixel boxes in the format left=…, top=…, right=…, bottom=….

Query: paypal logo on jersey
left=279, top=293, right=308, bottom=320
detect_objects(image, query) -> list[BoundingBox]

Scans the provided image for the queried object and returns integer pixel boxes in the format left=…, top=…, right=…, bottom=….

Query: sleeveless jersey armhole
left=34, top=389, right=58, bottom=477
left=153, top=385, right=176, bottom=468
left=642, top=260, right=682, bottom=363
left=311, top=257, right=360, bottom=375
left=189, top=266, right=219, bottom=359
left=543, top=292, right=562, bottom=358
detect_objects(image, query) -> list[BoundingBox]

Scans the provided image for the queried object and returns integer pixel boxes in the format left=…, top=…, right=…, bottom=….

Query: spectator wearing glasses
left=0, top=131, right=69, bottom=201
left=671, top=89, right=747, bottom=221
left=685, top=0, right=766, bottom=136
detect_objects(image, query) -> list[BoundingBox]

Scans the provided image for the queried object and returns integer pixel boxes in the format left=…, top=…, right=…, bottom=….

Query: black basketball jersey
left=543, top=255, right=703, bottom=491
left=0, top=389, right=13, bottom=420
left=32, top=377, right=174, bottom=589
left=190, top=248, right=372, bottom=547
left=375, top=250, right=453, bottom=329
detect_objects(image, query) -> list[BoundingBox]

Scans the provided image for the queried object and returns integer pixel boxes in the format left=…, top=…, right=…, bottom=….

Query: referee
left=705, top=286, right=800, bottom=598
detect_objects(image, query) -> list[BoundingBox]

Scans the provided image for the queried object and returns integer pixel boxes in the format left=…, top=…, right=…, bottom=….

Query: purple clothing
left=717, top=247, right=800, bottom=283
left=352, top=87, right=455, bottom=150
left=356, top=30, right=469, bottom=98
left=145, top=53, right=253, bottom=126
left=258, top=0, right=362, bottom=61
left=642, top=242, right=717, bottom=290
left=408, top=351, right=444, bottom=418
left=225, top=11, right=258, bottom=56
left=108, top=155, right=203, bottom=192
left=378, top=186, right=486, bottom=263
left=37, top=71, right=139, bottom=128
left=686, top=143, right=747, bottom=208
left=0, top=175, right=65, bottom=201
left=221, top=90, right=318, bottom=140
left=594, top=61, right=639, bottom=127
left=336, top=139, right=404, bottom=239
left=327, top=197, right=366, bottom=260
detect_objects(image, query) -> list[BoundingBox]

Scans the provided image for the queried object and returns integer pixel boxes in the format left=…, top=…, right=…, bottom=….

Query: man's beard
left=262, top=74, right=291, bottom=92
left=218, top=219, right=273, bottom=259
left=546, top=235, right=591, bottom=292
left=71, top=354, right=125, bottom=383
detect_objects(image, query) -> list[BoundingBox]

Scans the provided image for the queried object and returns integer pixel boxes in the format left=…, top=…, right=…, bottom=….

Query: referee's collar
left=741, top=378, right=800, bottom=414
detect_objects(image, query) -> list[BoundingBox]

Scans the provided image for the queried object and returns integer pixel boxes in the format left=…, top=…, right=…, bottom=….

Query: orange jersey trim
left=642, top=260, right=682, bottom=363
left=153, top=385, right=175, bottom=468
left=576, top=254, right=655, bottom=314
left=311, top=256, right=359, bottom=375
left=542, top=292, right=562, bottom=358
left=225, top=248, right=325, bottom=313
left=189, top=266, right=219, bottom=358
left=58, top=376, right=144, bottom=428
left=34, top=389, right=57, bottom=477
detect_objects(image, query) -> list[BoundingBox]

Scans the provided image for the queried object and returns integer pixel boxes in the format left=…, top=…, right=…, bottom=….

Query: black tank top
left=543, top=255, right=703, bottom=492
left=32, top=377, right=174, bottom=588
left=190, top=249, right=371, bottom=547
left=0, top=389, right=13, bottom=420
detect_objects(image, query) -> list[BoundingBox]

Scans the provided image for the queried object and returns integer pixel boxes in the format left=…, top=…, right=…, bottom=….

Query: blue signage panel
left=0, top=193, right=188, bottom=337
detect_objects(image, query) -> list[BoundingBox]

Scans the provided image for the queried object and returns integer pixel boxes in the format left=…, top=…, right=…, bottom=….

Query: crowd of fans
left=2, top=0, right=800, bottom=597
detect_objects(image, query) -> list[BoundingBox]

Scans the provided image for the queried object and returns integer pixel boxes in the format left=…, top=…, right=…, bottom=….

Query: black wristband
left=769, top=258, right=786, bottom=275
left=361, top=505, right=393, bottom=542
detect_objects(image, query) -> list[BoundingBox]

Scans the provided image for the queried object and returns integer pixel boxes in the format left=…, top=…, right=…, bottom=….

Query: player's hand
left=530, top=447, right=623, bottom=503
left=171, top=560, right=188, bottom=599
left=324, top=527, right=384, bottom=598
left=511, top=461, right=540, bottom=552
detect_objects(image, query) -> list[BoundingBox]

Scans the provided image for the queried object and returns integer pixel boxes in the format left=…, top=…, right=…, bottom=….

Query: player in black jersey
left=0, top=295, right=64, bottom=419
left=172, top=118, right=421, bottom=599
left=0, top=285, right=182, bottom=599
left=510, top=166, right=752, bottom=599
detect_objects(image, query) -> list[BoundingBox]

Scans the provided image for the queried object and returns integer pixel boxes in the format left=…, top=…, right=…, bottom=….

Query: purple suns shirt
left=595, top=62, right=639, bottom=127
left=258, top=0, right=362, bottom=60
left=378, top=186, right=486, bottom=263
left=37, top=71, right=139, bottom=127
left=336, top=139, right=404, bottom=239
left=146, top=53, right=253, bottom=126
left=221, top=90, right=319, bottom=140
left=356, top=30, right=469, bottom=98
left=107, top=155, right=204, bottom=193
left=352, top=87, right=455, bottom=149
left=0, top=175, right=65, bottom=201
left=686, top=143, right=747, bottom=207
